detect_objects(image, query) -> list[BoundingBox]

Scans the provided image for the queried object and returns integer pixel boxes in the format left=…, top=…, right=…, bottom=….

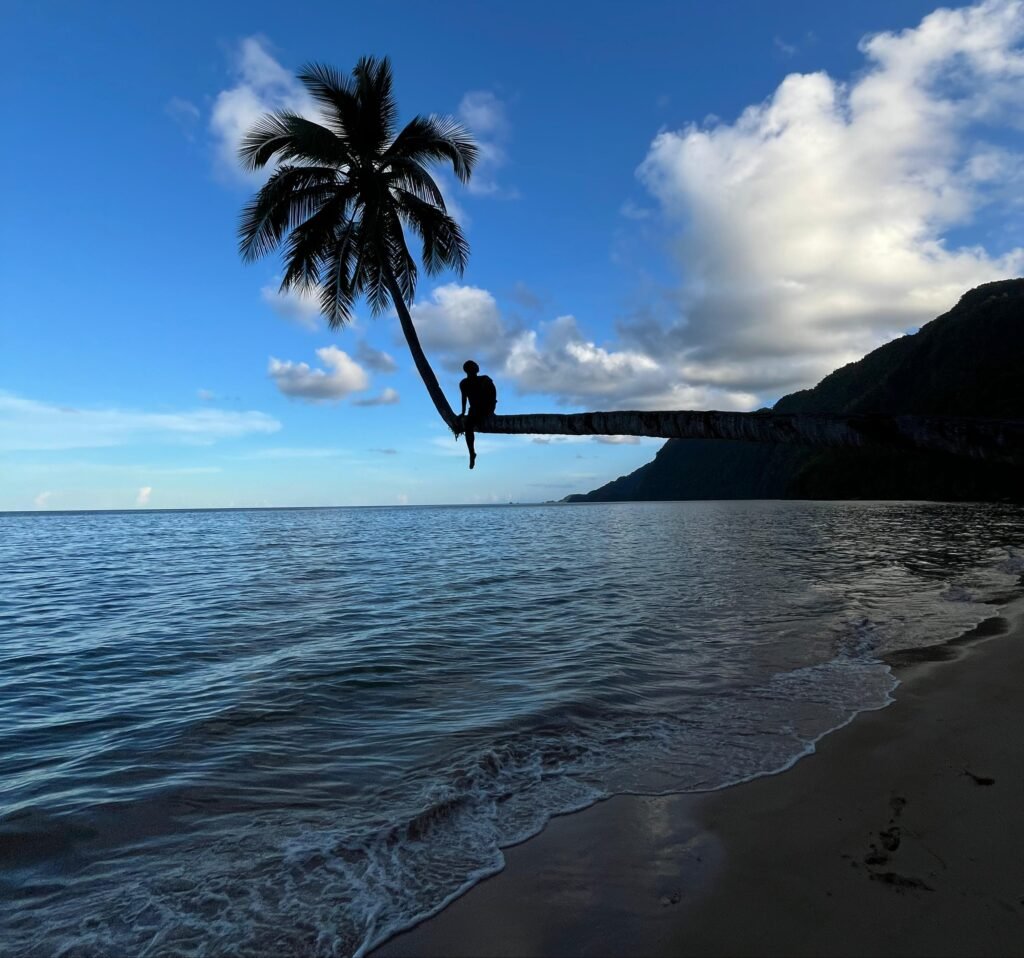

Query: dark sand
left=375, top=606, right=1024, bottom=957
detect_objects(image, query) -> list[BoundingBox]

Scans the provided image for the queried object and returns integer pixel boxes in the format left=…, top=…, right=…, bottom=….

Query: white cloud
left=136, top=486, right=153, bottom=506
left=261, top=283, right=322, bottom=329
left=210, top=37, right=318, bottom=179
left=593, top=435, right=642, bottom=445
left=504, top=315, right=757, bottom=410
left=459, top=90, right=509, bottom=138
left=268, top=346, right=370, bottom=401
left=352, top=387, right=400, bottom=407
left=409, top=284, right=511, bottom=370
left=197, top=388, right=216, bottom=401
left=458, top=91, right=514, bottom=196
left=634, top=0, right=1024, bottom=397
left=34, top=491, right=52, bottom=509
left=404, top=284, right=758, bottom=410
left=0, top=392, right=281, bottom=452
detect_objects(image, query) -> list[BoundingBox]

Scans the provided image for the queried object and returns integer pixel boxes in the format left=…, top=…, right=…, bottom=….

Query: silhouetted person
left=459, top=360, right=497, bottom=469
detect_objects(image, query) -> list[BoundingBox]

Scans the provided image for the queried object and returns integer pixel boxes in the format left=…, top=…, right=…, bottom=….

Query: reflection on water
left=1, top=501, right=1022, bottom=955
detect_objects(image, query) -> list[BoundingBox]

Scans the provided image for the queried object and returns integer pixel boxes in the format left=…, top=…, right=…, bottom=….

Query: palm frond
left=393, top=190, right=470, bottom=275
left=360, top=252, right=392, bottom=316
left=238, top=165, right=343, bottom=261
left=384, top=115, right=479, bottom=183
left=385, top=210, right=418, bottom=302
left=238, top=112, right=350, bottom=171
left=386, top=158, right=446, bottom=208
left=319, top=219, right=360, bottom=327
left=296, top=62, right=360, bottom=142
left=280, top=196, right=351, bottom=292
left=352, top=56, right=398, bottom=154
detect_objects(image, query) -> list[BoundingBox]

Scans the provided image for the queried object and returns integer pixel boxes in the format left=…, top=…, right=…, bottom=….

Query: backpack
left=476, top=375, right=497, bottom=413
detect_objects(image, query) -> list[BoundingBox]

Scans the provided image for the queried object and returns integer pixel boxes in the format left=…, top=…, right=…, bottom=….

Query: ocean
left=2, top=501, right=1022, bottom=956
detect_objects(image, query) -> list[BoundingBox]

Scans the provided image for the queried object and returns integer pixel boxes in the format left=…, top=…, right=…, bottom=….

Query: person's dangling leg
left=466, top=426, right=477, bottom=469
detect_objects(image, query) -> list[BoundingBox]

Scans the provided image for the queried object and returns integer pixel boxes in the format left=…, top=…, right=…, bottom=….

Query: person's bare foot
left=469, top=452, right=476, bottom=470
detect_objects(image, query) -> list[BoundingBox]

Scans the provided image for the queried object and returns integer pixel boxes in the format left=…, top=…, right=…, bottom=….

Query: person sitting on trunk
left=459, top=360, right=497, bottom=470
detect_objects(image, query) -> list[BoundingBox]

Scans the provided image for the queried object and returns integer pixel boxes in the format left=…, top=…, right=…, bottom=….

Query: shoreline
left=375, top=600, right=1024, bottom=957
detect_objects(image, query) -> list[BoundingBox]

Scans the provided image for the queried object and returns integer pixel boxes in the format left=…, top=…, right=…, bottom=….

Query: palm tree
left=238, top=57, right=1022, bottom=466
left=239, top=56, right=472, bottom=432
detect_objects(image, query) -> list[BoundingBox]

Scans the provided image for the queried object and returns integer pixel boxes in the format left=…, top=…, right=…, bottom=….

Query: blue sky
left=3, top=0, right=1023, bottom=510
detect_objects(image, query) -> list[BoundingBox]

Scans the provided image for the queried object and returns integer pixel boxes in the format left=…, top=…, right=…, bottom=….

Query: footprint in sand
left=858, top=795, right=933, bottom=893
left=879, top=826, right=901, bottom=852
left=870, top=872, right=934, bottom=891
left=964, top=769, right=995, bottom=786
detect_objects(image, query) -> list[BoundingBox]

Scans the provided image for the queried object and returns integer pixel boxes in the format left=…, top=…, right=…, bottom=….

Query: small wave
left=997, top=548, right=1024, bottom=577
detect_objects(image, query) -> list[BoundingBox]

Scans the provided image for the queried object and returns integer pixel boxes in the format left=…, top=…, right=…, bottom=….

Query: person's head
left=463, top=360, right=480, bottom=376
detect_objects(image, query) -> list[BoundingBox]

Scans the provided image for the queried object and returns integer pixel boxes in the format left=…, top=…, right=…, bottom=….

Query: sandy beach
left=376, top=603, right=1024, bottom=957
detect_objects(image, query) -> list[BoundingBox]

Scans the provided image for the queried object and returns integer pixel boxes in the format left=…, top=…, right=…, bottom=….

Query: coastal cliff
left=567, top=279, right=1024, bottom=503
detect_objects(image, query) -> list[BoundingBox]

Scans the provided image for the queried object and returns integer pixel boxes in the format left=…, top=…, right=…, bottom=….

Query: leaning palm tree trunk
left=386, top=275, right=460, bottom=431
left=474, top=409, right=1024, bottom=465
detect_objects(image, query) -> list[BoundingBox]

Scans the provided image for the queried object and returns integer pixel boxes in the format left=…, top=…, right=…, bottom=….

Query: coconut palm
left=238, top=57, right=1022, bottom=466
left=238, top=55, right=472, bottom=431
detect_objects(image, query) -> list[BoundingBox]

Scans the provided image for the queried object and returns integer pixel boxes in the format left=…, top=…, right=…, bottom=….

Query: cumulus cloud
left=633, top=0, right=1024, bottom=397
left=210, top=37, right=317, bottom=178
left=409, top=284, right=512, bottom=370
left=268, top=346, right=370, bottom=401
left=352, top=387, right=400, bottom=407
left=355, top=340, right=398, bottom=373
left=0, top=392, right=280, bottom=452
left=136, top=486, right=153, bottom=506
left=458, top=91, right=514, bottom=196
left=34, top=491, right=52, bottom=509
left=504, top=315, right=757, bottom=409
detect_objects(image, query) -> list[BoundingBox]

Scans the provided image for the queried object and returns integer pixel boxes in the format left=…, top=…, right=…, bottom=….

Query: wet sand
left=375, top=607, right=1024, bottom=957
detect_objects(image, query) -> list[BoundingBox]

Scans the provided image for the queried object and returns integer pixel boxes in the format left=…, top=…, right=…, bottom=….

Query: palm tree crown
left=238, top=56, right=478, bottom=327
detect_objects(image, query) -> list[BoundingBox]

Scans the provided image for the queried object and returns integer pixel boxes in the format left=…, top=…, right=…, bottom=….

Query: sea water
left=2, top=501, right=1022, bottom=956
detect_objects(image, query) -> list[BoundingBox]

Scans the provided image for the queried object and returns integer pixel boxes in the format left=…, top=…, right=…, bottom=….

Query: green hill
left=567, top=279, right=1024, bottom=503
